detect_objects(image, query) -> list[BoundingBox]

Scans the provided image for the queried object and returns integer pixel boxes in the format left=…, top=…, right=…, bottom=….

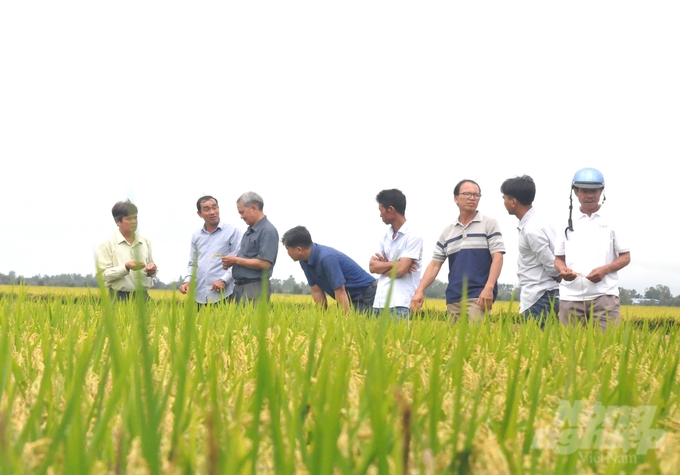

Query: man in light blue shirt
left=179, top=195, right=242, bottom=306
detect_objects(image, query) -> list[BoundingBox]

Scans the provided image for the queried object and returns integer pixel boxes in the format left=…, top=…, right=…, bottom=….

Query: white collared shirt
left=373, top=220, right=423, bottom=308
left=516, top=208, right=560, bottom=312
left=555, top=208, right=630, bottom=301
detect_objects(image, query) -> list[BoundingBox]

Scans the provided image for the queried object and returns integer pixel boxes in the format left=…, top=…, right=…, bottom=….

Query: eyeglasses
left=458, top=192, right=482, bottom=199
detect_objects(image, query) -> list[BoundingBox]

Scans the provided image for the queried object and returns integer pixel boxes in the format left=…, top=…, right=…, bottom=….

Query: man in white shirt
left=501, top=175, right=560, bottom=327
left=97, top=200, right=157, bottom=300
left=554, top=168, right=631, bottom=330
left=369, top=189, right=423, bottom=319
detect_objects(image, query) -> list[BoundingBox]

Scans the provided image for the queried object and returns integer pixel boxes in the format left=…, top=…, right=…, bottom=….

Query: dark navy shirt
left=233, top=216, right=279, bottom=281
left=300, top=243, right=375, bottom=300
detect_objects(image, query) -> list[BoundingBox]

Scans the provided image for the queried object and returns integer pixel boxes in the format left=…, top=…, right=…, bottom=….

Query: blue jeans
left=522, top=290, right=559, bottom=328
left=373, top=306, right=410, bottom=320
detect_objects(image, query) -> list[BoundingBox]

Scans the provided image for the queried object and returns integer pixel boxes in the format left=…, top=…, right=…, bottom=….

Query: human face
left=454, top=182, right=481, bottom=213
left=502, top=194, right=517, bottom=216
left=378, top=204, right=394, bottom=225
left=285, top=246, right=303, bottom=262
left=574, top=187, right=603, bottom=213
left=198, top=199, right=220, bottom=227
left=237, top=201, right=258, bottom=226
left=116, top=214, right=138, bottom=236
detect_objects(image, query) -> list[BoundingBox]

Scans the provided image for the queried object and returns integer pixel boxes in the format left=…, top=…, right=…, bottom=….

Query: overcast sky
left=1, top=1, right=679, bottom=296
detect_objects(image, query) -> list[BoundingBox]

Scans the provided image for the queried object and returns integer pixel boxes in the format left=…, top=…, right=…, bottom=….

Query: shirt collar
left=201, top=220, right=225, bottom=234
left=517, top=207, right=536, bottom=231
left=456, top=210, right=482, bottom=227
left=246, top=215, right=268, bottom=234
left=115, top=230, right=138, bottom=245
left=307, top=243, right=319, bottom=265
left=390, top=219, right=411, bottom=237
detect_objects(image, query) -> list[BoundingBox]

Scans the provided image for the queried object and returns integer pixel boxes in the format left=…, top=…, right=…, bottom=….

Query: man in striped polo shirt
left=410, top=179, right=506, bottom=322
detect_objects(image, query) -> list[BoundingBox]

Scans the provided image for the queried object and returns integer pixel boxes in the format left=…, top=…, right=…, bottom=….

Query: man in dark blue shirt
left=281, top=226, right=376, bottom=313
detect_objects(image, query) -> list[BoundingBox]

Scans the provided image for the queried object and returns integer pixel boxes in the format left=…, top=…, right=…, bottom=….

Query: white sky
left=1, top=1, right=679, bottom=295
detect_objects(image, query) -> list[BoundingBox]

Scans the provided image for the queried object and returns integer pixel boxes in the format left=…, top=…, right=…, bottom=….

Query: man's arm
left=221, top=255, right=272, bottom=270
left=477, top=252, right=503, bottom=310
left=554, top=255, right=578, bottom=281
left=527, top=230, right=560, bottom=277
left=585, top=252, right=631, bottom=283
left=180, top=240, right=197, bottom=294
left=369, top=254, right=415, bottom=277
left=333, top=285, right=352, bottom=313
left=310, top=284, right=328, bottom=309
left=410, top=260, right=444, bottom=312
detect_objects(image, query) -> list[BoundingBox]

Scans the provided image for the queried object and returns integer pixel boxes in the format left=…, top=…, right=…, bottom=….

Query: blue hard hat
left=572, top=167, right=604, bottom=189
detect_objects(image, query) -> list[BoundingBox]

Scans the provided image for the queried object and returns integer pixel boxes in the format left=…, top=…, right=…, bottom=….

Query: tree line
left=1, top=271, right=679, bottom=306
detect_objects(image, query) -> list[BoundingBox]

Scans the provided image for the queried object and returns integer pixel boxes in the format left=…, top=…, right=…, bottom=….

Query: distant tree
left=644, top=285, right=673, bottom=305
left=496, top=283, right=518, bottom=302
left=424, top=279, right=447, bottom=299
left=619, top=287, right=641, bottom=305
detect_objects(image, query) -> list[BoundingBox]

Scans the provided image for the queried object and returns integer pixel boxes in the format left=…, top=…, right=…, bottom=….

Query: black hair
left=453, top=179, right=481, bottom=196
left=111, top=200, right=137, bottom=223
left=196, top=195, right=218, bottom=212
left=281, top=226, right=313, bottom=249
left=500, top=175, right=535, bottom=206
left=375, top=189, right=406, bottom=216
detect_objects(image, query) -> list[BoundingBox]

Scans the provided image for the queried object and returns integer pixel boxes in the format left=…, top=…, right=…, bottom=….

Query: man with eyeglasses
left=554, top=168, right=630, bottom=329
left=410, top=179, right=505, bottom=322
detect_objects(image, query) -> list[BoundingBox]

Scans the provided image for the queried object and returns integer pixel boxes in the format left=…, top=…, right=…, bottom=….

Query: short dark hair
left=112, top=200, right=137, bottom=222
left=376, top=189, right=406, bottom=216
left=500, top=175, right=535, bottom=206
left=453, top=179, right=481, bottom=196
left=196, top=195, right=218, bottom=212
left=281, top=226, right=313, bottom=249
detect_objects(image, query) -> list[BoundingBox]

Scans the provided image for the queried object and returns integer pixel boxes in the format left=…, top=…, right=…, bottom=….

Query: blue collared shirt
left=300, top=243, right=375, bottom=300
left=183, top=221, right=243, bottom=303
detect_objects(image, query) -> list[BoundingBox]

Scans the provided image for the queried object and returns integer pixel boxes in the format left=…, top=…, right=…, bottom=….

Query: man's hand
left=372, top=252, right=388, bottom=262
left=221, top=255, right=238, bottom=270
left=125, top=261, right=146, bottom=271
left=558, top=267, right=578, bottom=282
left=211, top=280, right=226, bottom=292
left=586, top=266, right=608, bottom=283
left=407, top=262, right=418, bottom=274
left=144, top=262, right=157, bottom=276
left=410, top=290, right=425, bottom=313
left=476, top=287, right=494, bottom=311
left=179, top=282, right=190, bottom=294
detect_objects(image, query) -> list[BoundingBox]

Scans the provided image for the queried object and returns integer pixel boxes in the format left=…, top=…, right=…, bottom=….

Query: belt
left=234, top=278, right=264, bottom=285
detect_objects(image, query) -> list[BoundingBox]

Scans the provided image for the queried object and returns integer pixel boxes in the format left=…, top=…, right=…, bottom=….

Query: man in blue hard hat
left=554, top=168, right=631, bottom=329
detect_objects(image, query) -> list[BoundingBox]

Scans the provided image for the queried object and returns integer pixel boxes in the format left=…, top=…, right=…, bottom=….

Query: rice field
left=1, top=284, right=679, bottom=474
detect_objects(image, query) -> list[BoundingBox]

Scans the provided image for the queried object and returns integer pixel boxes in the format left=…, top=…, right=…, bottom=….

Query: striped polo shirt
left=432, top=211, right=505, bottom=303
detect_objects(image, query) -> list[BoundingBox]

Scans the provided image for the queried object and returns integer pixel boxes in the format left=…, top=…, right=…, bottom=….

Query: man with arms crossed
left=282, top=226, right=376, bottom=313
left=410, top=179, right=505, bottom=322
left=369, top=189, right=422, bottom=319
left=97, top=200, right=157, bottom=301
left=501, top=175, right=560, bottom=327
left=221, top=191, right=278, bottom=303
left=179, top=195, right=242, bottom=307
left=554, top=167, right=630, bottom=329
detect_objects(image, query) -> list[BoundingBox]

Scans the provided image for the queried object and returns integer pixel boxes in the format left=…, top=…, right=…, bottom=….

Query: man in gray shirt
left=179, top=195, right=242, bottom=306
left=221, top=191, right=279, bottom=303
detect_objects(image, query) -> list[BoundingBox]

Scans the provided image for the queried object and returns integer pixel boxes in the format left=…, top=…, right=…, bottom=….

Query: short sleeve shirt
left=300, top=243, right=375, bottom=300
left=555, top=208, right=629, bottom=301
left=233, top=216, right=279, bottom=280
left=432, top=211, right=505, bottom=304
